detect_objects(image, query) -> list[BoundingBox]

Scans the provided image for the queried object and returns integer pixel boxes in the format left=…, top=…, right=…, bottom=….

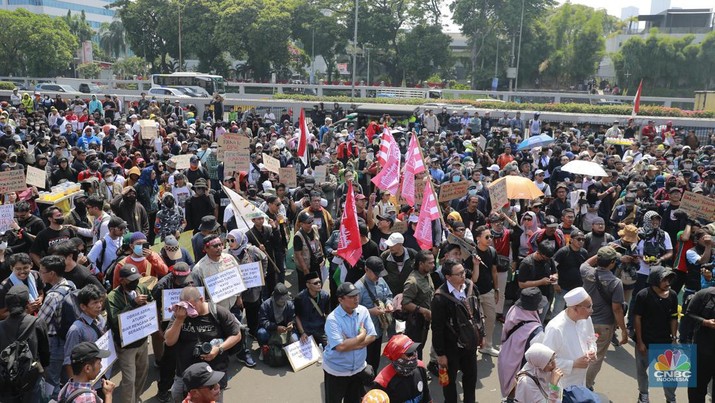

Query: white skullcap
left=564, top=287, right=589, bottom=307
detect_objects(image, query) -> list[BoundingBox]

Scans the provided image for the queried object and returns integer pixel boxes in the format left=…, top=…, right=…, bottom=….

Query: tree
left=697, top=31, right=715, bottom=89
left=113, top=56, right=149, bottom=79
left=0, top=9, right=77, bottom=77
left=99, top=20, right=127, bottom=59
left=397, top=25, right=453, bottom=83
left=292, top=2, right=348, bottom=83
left=77, top=63, right=101, bottom=79
left=63, top=10, right=93, bottom=43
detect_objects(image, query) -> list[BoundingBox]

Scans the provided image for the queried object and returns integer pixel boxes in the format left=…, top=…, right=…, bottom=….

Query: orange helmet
left=382, top=334, right=420, bottom=361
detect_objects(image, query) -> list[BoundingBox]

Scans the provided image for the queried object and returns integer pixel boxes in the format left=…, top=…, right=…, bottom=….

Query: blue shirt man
left=323, top=282, right=377, bottom=403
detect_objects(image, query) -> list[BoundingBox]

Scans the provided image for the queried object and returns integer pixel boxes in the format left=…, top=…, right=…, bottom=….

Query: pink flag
left=415, top=181, right=439, bottom=250
left=401, top=133, right=426, bottom=207
left=371, top=129, right=400, bottom=195
left=297, top=108, right=309, bottom=166
left=337, top=182, right=362, bottom=266
left=376, top=129, right=393, bottom=166
left=631, top=79, right=643, bottom=118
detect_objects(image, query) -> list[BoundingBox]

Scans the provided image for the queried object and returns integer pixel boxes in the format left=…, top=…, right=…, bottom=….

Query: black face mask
left=124, top=195, right=136, bottom=203
left=164, top=199, right=175, bottom=208
left=125, top=279, right=139, bottom=291
left=54, top=217, right=65, bottom=225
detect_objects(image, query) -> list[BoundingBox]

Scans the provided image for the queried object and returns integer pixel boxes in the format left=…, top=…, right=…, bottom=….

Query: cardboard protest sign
left=204, top=264, right=246, bottom=303
left=314, top=166, right=327, bottom=183
left=92, top=330, right=117, bottom=385
left=139, top=120, right=157, bottom=139
left=162, top=287, right=205, bottom=321
left=438, top=181, right=470, bottom=202
left=398, top=179, right=425, bottom=205
left=680, top=191, right=715, bottom=222
left=0, top=204, right=14, bottom=233
left=238, top=262, right=264, bottom=289
left=488, top=177, right=508, bottom=211
left=224, top=151, right=241, bottom=175
left=26, top=166, right=46, bottom=189
left=262, top=153, right=281, bottom=174
left=0, top=170, right=26, bottom=193
left=283, top=336, right=322, bottom=372
left=118, top=301, right=159, bottom=347
left=279, top=167, right=297, bottom=187
left=218, top=134, right=250, bottom=160
left=172, top=154, right=193, bottom=170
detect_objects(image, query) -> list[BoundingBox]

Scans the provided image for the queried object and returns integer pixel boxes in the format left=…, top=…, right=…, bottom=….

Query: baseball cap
left=298, top=211, right=314, bottom=224
left=119, top=265, right=141, bottom=281
left=70, top=341, right=111, bottom=365
left=365, top=256, right=387, bottom=277
left=163, top=235, right=182, bottom=260
left=385, top=233, right=404, bottom=247
left=597, top=246, right=621, bottom=261
left=382, top=334, right=421, bottom=361
left=336, top=282, right=360, bottom=298
left=182, top=363, right=225, bottom=391
left=543, top=215, right=559, bottom=228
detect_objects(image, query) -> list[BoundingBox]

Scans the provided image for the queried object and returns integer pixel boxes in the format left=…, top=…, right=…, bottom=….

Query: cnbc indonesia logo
left=653, top=349, right=692, bottom=382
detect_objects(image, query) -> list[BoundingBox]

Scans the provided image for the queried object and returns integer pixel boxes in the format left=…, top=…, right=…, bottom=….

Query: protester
left=514, top=343, right=563, bottom=403
left=57, top=342, right=116, bottom=403
left=372, top=334, right=431, bottom=403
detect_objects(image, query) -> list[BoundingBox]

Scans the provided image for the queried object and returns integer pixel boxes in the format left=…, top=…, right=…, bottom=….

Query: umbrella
left=517, top=134, right=555, bottom=151
left=488, top=175, right=544, bottom=200
left=562, top=160, right=608, bottom=177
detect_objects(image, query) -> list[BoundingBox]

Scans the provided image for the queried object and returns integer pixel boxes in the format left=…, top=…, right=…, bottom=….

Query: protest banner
left=237, top=151, right=251, bottom=173
left=239, top=261, right=264, bottom=289
left=398, top=179, right=424, bottom=205
left=0, top=170, right=26, bottom=193
left=224, top=151, right=241, bottom=175
left=218, top=134, right=250, bottom=160
left=204, top=263, right=246, bottom=303
left=279, top=167, right=297, bottom=187
left=488, top=177, right=508, bottom=211
left=118, top=301, right=159, bottom=347
left=262, top=153, right=281, bottom=173
left=139, top=120, right=157, bottom=139
left=438, top=181, right=470, bottom=202
left=92, top=330, right=117, bottom=385
left=283, top=336, right=322, bottom=372
left=26, top=166, right=46, bottom=189
left=680, top=191, right=715, bottom=222
left=314, top=166, right=327, bottom=183
left=0, top=204, right=14, bottom=233
left=162, top=287, right=205, bottom=321
left=172, top=154, right=193, bottom=170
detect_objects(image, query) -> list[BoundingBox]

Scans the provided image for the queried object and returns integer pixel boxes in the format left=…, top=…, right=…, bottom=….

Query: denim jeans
left=46, top=335, right=67, bottom=399
left=636, top=346, right=677, bottom=402
left=256, top=328, right=299, bottom=346
left=552, top=287, right=570, bottom=316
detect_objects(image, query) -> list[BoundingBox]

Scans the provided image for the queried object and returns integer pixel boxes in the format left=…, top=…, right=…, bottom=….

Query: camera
left=193, top=342, right=213, bottom=358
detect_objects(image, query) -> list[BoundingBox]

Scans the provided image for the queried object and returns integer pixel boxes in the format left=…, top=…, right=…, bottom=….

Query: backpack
left=562, top=385, right=600, bottom=403
left=58, top=288, right=82, bottom=339
left=59, top=387, right=94, bottom=403
left=104, top=255, right=128, bottom=292
left=0, top=317, right=40, bottom=396
left=264, top=332, right=290, bottom=367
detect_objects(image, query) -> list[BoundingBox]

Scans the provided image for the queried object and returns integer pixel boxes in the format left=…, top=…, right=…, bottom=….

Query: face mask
left=393, top=354, right=418, bottom=376
left=124, top=195, right=136, bottom=203
left=274, top=296, right=288, bottom=307
left=452, top=176, right=461, bottom=182
left=105, top=176, right=114, bottom=183
left=684, top=163, right=692, bottom=169
left=125, top=279, right=139, bottom=291
left=133, top=244, right=144, bottom=256
left=54, top=217, right=65, bottom=225
left=305, top=183, right=314, bottom=190
left=164, top=199, right=175, bottom=208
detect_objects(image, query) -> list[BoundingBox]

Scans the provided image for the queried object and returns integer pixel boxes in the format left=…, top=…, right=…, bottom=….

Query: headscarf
left=642, top=210, right=660, bottom=235
left=498, top=303, right=544, bottom=396
left=518, top=343, right=556, bottom=398
left=228, top=229, right=248, bottom=257
left=137, top=165, right=158, bottom=193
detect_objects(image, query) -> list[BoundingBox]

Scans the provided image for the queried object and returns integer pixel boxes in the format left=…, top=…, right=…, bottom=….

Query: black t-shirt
left=458, top=208, right=485, bottom=232
left=552, top=246, right=587, bottom=290
left=370, top=227, right=392, bottom=253
left=29, top=227, right=75, bottom=257
left=0, top=271, right=44, bottom=309
left=168, top=304, right=241, bottom=384
left=64, top=264, right=103, bottom=290
left=518, top=254, right=556, bottom=299
left=293, top=228, right=322, bottom=272
left=475, top=246, right=497, bottom=295
left=634, top=287, right=678, bottom=345
left=375, top=365, right=431, bottom=403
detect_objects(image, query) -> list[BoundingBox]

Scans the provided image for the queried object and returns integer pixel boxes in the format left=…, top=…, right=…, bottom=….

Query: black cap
left=70, top=341, right=111, bottom=365
left=182, top=362, right=225, bottom=391
left=108, top=216, right=127, bottom=229
left=119, top=265, right=141, bottom=281
left=365, top=256, right=387, bottom=277
left=298, top=211, right=314, bottom=224
left=273, top=282, right=290, bottom=297
left=6, top=284, right=29, bottom=315
left=543, top=215, right=559, bottom=228
left=305, top=271, right=320, bottom=282
left=515, top=287, right=548, bottom=312
left=336, top=282, right=360, bottom=297
left=198, top=215, right=220, bottom=232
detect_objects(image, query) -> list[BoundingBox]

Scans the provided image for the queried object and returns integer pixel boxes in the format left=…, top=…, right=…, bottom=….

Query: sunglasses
left=309, top=280, right=322, bottom=285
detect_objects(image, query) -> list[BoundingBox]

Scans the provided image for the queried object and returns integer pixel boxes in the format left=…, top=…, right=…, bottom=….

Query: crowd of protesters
left=1, top=87, right=715, bottom=403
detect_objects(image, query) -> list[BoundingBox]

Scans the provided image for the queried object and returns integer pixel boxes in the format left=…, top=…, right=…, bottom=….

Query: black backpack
left=58, top=287, right=82, bottom=339
left=0, top=317, right=40, bottom=396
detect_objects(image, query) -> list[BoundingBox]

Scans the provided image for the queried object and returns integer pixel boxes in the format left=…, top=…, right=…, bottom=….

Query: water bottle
left=439, top=367, right=449, bottom=386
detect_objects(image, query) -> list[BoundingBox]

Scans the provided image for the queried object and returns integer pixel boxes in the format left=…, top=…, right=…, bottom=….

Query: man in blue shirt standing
left=323, top=282, right=378, bottom=403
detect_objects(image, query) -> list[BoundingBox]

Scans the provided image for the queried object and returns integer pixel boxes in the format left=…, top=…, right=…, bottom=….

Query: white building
left=0, top=0, right=116, bottom=30
left=650, top=0, right=671, bottom=15
left=621, top=6, right=639, bottom=20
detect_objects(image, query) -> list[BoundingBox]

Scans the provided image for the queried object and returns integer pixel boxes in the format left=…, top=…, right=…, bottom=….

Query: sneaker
left=637, top=393, right=650, bottom=403
left=479, top=347, right=500, bottom=357
left=427, top=361, right=440, bottom=377
left=156, top=391, right=172, bottom=403
left=237, top=349, right=257, bottom=367
left=259, top=345, right=269, bottom=361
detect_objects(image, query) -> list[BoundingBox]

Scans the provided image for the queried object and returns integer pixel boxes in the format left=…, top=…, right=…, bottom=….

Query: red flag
left=337, top=182, right=362, bottom=266
left=401, top=133, right=426, bottom=207
left=376, top=128, right=394, bottom=166
left=365, top=121, right=377, bottom=142
left=631, top=79, right=643, bottom=118
left=415, top=181, right=440, bottom=250
left=372, top=129, right=400, bottom=195
left=298, top=108, right=309, bottom=166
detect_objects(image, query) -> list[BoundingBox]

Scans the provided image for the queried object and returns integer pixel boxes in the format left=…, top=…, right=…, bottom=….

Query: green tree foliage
left=63, top=11, right=93, bottom=43
left=99, top=21, right=127, bottom=59
left=292, top=2, right=349, bottom=83
left=113, top=56, right=149, bottom=79
left=0, top=9, right=77, bottom=77
left=397, top=25, right=453, bottom=84
left=77, top=63, right=101, bottom=79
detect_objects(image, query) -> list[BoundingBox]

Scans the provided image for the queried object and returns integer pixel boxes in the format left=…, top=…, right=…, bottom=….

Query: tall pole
left=310, top=28, right=315, bottom=84
left=178, top=4, right=182, bottom=72
left=351, top=0, right=358, bottom=99
left=366, top=47, right=370, bottom=86
left=514, top=0, right=525, bottom=90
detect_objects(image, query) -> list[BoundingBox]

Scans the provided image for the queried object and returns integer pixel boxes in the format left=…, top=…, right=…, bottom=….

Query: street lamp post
left=178, top=3, right=183, bottom=72
left=365, top=46, right=371, bottom=86
left=514, top=0, right=525, bottom=90
left=310, top=28, right=315, bottom=84
left=351, top=0, right=358, bottom=99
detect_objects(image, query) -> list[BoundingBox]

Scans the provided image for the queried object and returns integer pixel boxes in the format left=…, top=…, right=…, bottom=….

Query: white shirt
left=446, top=281, right=467, bottom=300
left=636, top=232, right=673, bottom=275
left=88, top=233, right=122, bottom=273
left=541, top=310, right=595, bottom=388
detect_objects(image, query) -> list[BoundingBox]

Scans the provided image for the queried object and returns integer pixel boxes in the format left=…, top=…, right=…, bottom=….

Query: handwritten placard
left=438, top=181, right=470, bottom=202
left=172, top=154, right=193, bottom=170
left=224, top=151, right=241, bottom=175
left=218, top=134, right=250, bottom=160
left=162, top=287, right=205, bottom=321
left=398, top=180, right=425, bottom=205
left=680, top=191, right=715, bottom=222
left=262, top=153, right=281, bottom=174
left=139, top=120, right=157, bottom=139
left=0, top=170, right=26, bottom=193
left=26, top=166, right=46, bottom=189
left=92, top=330, right=117, bottom=385
left=488, top=178, right=508, bottom=210
left=279, top=167, right=297, bottom=187
left=238, top=261, right=264, bottom=289
left=118, top=301, right=159, bottom=347
left=314, top=166, right=327, bottom=183
left=0, top=204, right=14, bottom=233
left=204, top=264, right=246, bottom=303
left=237, top=151, right=251, bottom=173
left=283, top=336, right=322, bottom=372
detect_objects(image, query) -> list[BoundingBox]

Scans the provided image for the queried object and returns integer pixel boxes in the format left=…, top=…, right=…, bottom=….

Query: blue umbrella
left=517, top=134, right=555, bottom=151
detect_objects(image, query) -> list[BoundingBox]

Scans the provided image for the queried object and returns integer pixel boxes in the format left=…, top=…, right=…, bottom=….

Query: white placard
left=26, top=166, right=46, bottom=188
left=239, top=262, right=264, bottom=289
left=262, top=153, right=281, bottom=173
left=172, top=154, right=193, bottom=170
left=283, top=336, right=322, bottom=372
left=203, top=264, right=246, bottom=303
left=118, top=301, right=159, bottom=347
left=0, top=204, right=14, bottom=233
left=162, top=287, right=205, bottom=321
left=92, top=330, right=117, bottom=385
left=140, top=120, right=158, bottom=139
